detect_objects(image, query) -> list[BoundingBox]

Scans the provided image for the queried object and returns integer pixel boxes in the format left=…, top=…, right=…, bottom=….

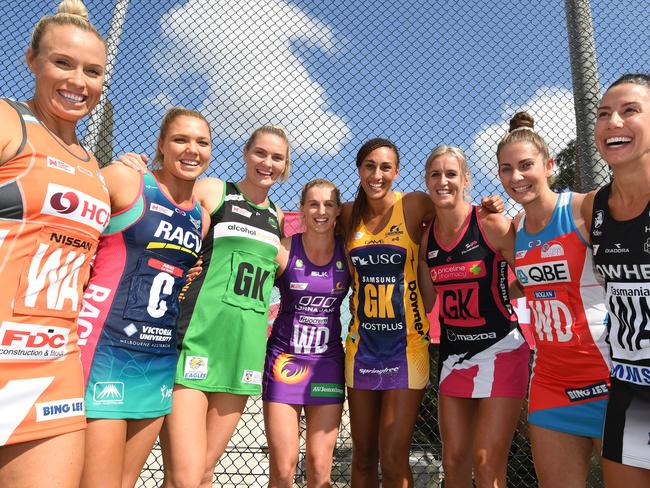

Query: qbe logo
left=516, top=260, right=571, bottom=285
left=41, top=183, right=110, bottom=233
left=0, top=322, right=69, bottom=361
left=93, top=382, right=124, bottom=404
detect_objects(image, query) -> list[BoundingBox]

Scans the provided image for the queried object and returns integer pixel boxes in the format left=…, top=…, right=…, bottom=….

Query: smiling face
left=358, top=146, right=399, bottom=200
left=498, top=140, right=553, bottom=205
left=595, top=82, right=650, bottom=168
left=158, top=115, right=211, bottom=181
left=425, top=153, right=469, bottom=208
left=243, top=132, right=288, bottom=190
left=300, top=184, right=341, bottom=235
left=26, top=24, right=106, bottom=122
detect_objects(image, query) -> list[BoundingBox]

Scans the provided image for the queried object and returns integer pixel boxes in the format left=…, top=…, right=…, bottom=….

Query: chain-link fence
left=2, top=0, right=648, bottom=486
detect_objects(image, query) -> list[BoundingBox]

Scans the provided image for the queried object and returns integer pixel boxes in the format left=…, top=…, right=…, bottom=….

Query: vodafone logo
left=0, top=322, right=69, bottom=361
left=41, top=184, right=109, bottom=232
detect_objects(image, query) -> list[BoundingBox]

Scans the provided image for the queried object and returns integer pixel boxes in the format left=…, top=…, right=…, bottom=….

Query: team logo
left=241, top=369, right=262, bottom=385
left=515, top=250, right=527, bottom=259
left=593, top=210, right=604, bottom=229
left=93, top=382, right=124, bottom=404
left=428, top=250, right=439, bottom=259
left=295, top=259, right=304, bottom=268
left=47, top=156, right=75, bottom=175
left=386, top=224, right=402, bottom=237
left=336, top=260, right=344, bottom=270
left=541, top=241, right=564, bottom=259
left=184, top=356, right=208, bottom=380
left=644, top=238, right=650, bottom=256
left=272, top=353, right=309, bottom=384
left=189, top=215, right=201, bottom=230
left=268, top=217, right=278, bottom=230
left=592, top=244, right=600, bottom=256
left=353, top=231, right=364, bottom=240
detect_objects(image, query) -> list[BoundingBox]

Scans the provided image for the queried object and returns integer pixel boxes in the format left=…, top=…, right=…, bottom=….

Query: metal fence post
left=564, top=0, right=609, bottom=191
left=82, top=0, right=130, bottom=166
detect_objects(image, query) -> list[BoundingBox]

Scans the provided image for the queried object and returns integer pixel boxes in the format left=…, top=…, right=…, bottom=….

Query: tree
left=551, top=139, right=577, bottom=192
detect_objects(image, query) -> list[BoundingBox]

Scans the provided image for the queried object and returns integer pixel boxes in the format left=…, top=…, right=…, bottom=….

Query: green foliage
left=551, top=139, right=577, bottom=192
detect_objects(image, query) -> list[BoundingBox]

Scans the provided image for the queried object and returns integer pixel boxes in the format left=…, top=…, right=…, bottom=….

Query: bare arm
left=100, top=164, right=142, bottom=214
left=275, top=235, right=291, bottom=277
left=0, top=100, right=26, bottom=166
left=573, top=190, right=597, bottom=244
left=193, top=177, right=225, bottom=214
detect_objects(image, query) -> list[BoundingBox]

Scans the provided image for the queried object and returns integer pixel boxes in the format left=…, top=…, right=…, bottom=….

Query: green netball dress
left=175, top=182, right=280, bottom=394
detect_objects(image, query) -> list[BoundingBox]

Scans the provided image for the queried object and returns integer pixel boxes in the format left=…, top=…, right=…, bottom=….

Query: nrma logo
left=93, top=382, right=124, bottom=403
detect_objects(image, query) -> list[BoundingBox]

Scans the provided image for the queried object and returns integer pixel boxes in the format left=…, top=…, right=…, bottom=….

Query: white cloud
left=153, top=0, right=350, bottom=154
left=468, top=86, right=576, bottom=212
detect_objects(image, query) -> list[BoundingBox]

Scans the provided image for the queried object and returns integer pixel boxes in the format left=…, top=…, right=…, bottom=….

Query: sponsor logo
left=596, top=264, right=650, bottom=281
left=540, top=241, right=564, bottom=258
left=592, top=244, right=600, bottom=256
left=232, top=205, right=252, bottom=218
left=332, top=281, right=345, bottom=293
left=644, top=238, right=650, bottom=256
left=359, top=321, right=404, bottom=331
left=428, top=250, right=439, bottom=259
left=41, top=184, right=110, bottom=232
left=311, top=271, right=328, bottom=278
left=605, top=243, right=630, bottom=254
left=123, top=323, right=138, bottom=337
left=150, top=203, right=174, bottom=217
left=241, top=369, right=262, bottom=385
left=461, top=240, right=479, bottom=255
left=350, top=253, right=403, bottom=266
left=297, top=295, right=337, bottom=313
left=93, top=382, right=124, bottom=404
left=47, top=156, right=75, bottom=175
left=311, top=383, right=344, bottom=398
left=430, top=261, right=486, bottom=282
left=533, top=290, right=556, bottom=300
left=359, top=366, right=399, bottom=375
left=610, top=362, right=650, bottom=386
left=593, top=210, right=604, bottom=229
left=175, top=208, right=186, bottom=216
left=184, top=356, right=208, bottom=380
left=516, top=260, right=571, bottom=285
left=49, top=232, right=93, bottom=251
left=139, top=325, right=173, bottom=343
left=160, top=384, right=173, bottom=402
left=77, top=165, right=93, bottom=177
left=408, top=280, right=425, bottom=335
left=592, top=229, right=602, bottom=237
left=36, top=397, right=84, bottom=421
left=446, top=329, right=497, bottom=342
left=153, top=221, right=201, bottom=253
left=565, top=382, right=609, bottom=402
left=214, top=222, right=279, bottom=248
left=297, top=315, right=328, bottom=325
left=290, top=282, right=308, bottom=291
left=364, top=239, right=384, bottom=245
left=0, top=322, right=69, bottom=361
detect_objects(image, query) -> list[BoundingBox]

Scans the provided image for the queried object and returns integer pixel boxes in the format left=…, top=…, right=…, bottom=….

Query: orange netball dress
left=0, top=99, right=110, bottom=445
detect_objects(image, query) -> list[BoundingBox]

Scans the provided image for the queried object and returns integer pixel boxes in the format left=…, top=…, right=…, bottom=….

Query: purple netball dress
left=262, top=233, right=350, bottom=405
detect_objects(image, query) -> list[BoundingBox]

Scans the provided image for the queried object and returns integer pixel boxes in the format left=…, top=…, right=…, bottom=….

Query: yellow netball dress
left=346, top=192, right=430, bottom=390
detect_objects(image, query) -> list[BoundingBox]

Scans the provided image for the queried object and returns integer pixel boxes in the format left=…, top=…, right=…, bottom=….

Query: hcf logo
left=41, top=184, right=110, bottom=232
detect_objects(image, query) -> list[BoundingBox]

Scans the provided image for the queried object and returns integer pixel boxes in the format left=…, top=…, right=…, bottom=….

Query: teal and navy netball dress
left=262, top=234, right=350, bottom=405
left=79, top=172, right=203, bottom=419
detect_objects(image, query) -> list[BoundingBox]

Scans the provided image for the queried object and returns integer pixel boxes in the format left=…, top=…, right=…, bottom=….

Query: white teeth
left=369, top=183, right=382, bottom=189
left=512, top=185, right=531, bottom=193
left=257, top=169, right=272, bottom=176
left=436, top=189, right=451, bottom=195
left=58, top=90, right=85, bottom=103
left=180, top=159, right=199, bottom=166
left=606, top=136, right=632, bottom=146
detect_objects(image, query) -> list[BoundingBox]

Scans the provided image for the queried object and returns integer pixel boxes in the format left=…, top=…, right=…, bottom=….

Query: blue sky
left=2, top=0, right=648, bottom=211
